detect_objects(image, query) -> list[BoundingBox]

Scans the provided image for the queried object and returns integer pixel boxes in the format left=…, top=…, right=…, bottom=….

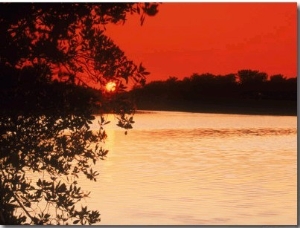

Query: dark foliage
left=131, top=71, right=297, bottom=115
left=0, top=2, right=159, bottom=225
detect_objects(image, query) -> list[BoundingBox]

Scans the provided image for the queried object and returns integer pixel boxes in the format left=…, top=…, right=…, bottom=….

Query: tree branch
left=0, top=169, right=36, bottom=224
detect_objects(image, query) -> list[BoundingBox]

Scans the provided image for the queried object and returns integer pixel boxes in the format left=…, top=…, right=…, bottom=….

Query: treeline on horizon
left=129, top=69, right=297, bottom=115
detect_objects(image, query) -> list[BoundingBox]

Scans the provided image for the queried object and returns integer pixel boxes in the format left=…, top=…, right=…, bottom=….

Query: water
left=85, top=111, right=297, bottom=225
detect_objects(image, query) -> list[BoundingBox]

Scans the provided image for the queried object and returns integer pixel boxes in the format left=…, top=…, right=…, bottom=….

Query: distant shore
left=135, top=99, right=297, bottom=116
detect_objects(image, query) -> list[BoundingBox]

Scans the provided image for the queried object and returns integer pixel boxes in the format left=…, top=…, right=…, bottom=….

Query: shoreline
left=136, top=108, right=297, bottom=116
left=135, top=99, right=297, bottom=116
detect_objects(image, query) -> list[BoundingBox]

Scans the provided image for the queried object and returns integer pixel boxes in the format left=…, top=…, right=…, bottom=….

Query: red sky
left=104, top=3, right=297, bottom=82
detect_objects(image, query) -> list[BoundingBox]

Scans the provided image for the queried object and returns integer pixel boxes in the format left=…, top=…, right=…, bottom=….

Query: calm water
left=85, top=111, right=297, bottom=225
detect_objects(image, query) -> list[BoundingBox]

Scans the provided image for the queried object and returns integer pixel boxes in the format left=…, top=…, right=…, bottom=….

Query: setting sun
left=105, top=81, right=116, bottom=92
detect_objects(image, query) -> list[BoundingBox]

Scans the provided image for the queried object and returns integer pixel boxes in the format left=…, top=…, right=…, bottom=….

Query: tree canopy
left=0, top=3, right=159, bottom=225
left=131, top=70, right=296, bottom=115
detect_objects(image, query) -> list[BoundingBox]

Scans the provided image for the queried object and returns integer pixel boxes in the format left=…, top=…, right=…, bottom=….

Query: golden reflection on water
left=84, top=112, right=296, bottom=225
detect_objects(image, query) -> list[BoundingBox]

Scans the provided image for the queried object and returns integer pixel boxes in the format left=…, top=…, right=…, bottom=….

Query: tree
left=0, top=3, right=158, bottom=225
left=270, top=74, right=286, bottom=83
left=216, top=73, right=237, bottom=85
left=237, top=69, right=268, bottom=84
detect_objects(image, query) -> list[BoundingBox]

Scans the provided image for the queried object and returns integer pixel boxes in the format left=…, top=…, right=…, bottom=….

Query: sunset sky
left=104, top=3, right=297, bottom=82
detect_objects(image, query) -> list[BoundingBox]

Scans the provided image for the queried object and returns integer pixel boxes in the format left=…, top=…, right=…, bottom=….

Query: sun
left=105, top=81, right=117, bottom=92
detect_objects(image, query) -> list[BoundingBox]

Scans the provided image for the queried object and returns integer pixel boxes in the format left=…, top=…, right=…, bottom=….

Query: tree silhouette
left=270, top=74, right=286, bottom=83
left=131, top=70, right=296, bottom=115
left=237, top=69, right=268, bottom=85
left=0, top=3, right=158, bottom=225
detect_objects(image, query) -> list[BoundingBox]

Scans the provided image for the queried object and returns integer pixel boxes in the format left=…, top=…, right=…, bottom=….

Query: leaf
left=104, top=121, right=110, bottom=125
left=24, top=201, right=31, bottom=208
left=73, top=220, right=80, bottom=224
left=140, top=15, right=145, bottom=26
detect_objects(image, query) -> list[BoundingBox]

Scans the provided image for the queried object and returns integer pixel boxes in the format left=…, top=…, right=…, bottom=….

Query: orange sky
left=104, top=3, right=297, bottom=82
